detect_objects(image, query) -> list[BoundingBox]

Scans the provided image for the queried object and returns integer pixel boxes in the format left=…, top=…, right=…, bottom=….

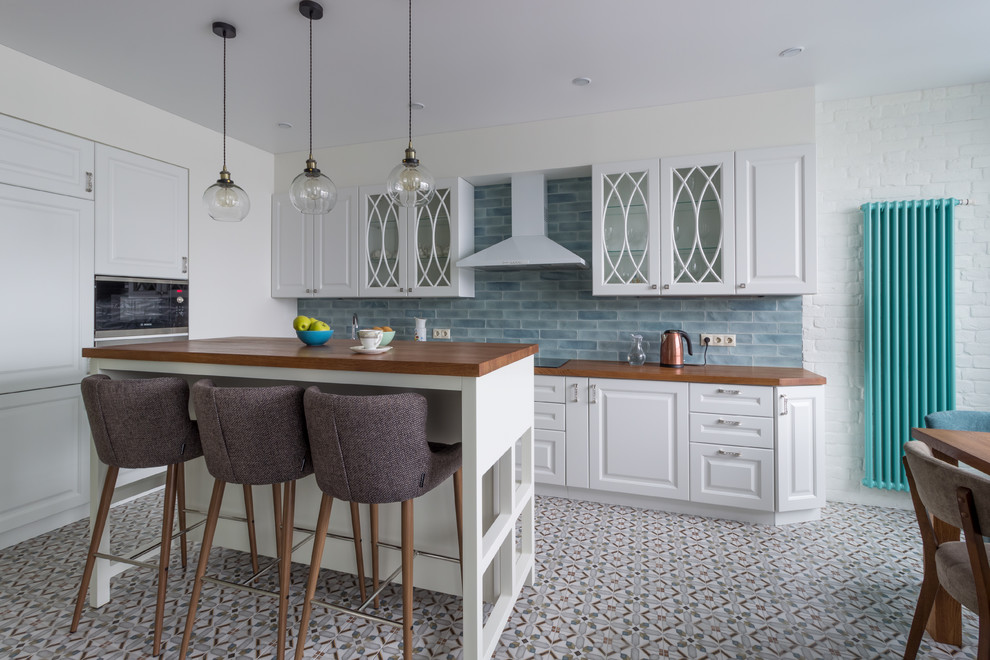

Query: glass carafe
left=627, top=333, right=647, bottom=366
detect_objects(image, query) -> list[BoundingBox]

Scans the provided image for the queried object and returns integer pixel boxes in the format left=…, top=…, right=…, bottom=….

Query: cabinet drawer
left=690, top=443, right=774, bottom=511
left=689, top=412, right=774, bottom=449
left=534, top=402, right=565, bottom=431
left=689, top=383, right=773, bottom=417
left=534, top=375, right=566, bottom=403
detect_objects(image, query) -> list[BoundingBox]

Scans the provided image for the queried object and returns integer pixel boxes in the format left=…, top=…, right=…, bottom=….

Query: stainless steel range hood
left=456, top=173, right=587, bottom=271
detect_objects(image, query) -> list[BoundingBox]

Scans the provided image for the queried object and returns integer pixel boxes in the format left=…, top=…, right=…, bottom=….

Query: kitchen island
left=82, top=337, right=538, bottom=660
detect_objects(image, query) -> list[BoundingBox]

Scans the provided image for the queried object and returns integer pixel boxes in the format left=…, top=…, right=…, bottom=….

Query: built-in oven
left=94, top=276, right=189, bottom=347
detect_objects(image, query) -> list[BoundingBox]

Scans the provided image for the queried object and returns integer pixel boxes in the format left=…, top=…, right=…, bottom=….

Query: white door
left=0, top=183, right=94, bottom=393
left=735, top=145, right=816, bottom=295
left=314, top=186, right=359, bottom=297
left=359, top=186, right=407, bottom=297
left=592, top=160, right=661, bottom=296
left=660, top=152, right=735, bottom=295
left=588, top=378, right=689, bottom=500
left=271, top=192, right=314, bottom=298
left=94, top=144, right=189, bottom=279
left=0, top=385, right=90, bottom=549
left=407, top=178, right=474, bottom=298
left=0, top=113, right=94, bottom=199
left=776, top=385, right=825, bottom=511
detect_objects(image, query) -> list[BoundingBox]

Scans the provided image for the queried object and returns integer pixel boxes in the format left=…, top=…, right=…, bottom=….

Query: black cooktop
left=534, top=357, right=569, bottom=368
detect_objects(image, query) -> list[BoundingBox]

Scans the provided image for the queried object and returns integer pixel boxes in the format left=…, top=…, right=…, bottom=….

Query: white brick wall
left=808, top=82, right=990, bottom=508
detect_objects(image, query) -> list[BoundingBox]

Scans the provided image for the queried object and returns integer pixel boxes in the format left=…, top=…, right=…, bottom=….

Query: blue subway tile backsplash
left=299, top=177, right=803, bottom=367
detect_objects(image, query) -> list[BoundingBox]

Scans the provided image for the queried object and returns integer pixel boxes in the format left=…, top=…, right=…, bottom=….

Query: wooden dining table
left=909, top=426, right=990, bottom=646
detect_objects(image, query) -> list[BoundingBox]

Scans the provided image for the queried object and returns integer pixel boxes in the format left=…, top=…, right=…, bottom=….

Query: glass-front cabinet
left=592, top=160, right=660, bottom=295
left=359, top=178, right=474, bottom=298
left=659, top=152, right=735, bottom=295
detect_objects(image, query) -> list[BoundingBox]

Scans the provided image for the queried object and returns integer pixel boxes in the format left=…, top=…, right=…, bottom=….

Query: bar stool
left=180, top=379, right=366, bottom=660
left=71, top=375, right=262, bottom=657
left=296, top=388, right=463, bottom=660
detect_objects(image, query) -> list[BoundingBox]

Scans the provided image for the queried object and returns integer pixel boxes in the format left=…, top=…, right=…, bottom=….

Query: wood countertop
left=533, top=360, right=826, bottom=386
left=83, top=337, right=538, bottom=378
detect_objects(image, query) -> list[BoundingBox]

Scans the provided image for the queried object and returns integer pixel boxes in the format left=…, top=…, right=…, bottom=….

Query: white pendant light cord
left=308, top=15, right=314, bottom=160
left=406, top=0, right=412, bottom=150
left=221, top=32, right=228, bottom=172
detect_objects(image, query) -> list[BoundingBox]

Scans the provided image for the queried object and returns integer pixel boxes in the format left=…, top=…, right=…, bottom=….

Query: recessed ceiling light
left=778, top=47, right=805, bottom=58
left=410, top=102, right=425, bottom=110
left=277, top=122, right=293, bottom=129
left=572, top=77, right=592, bottom=87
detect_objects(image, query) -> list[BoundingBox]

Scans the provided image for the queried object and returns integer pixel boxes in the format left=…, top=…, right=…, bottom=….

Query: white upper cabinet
left=94, top=145, right=189, bottom=279
left=593, top=146, right=816, bottom=297
left=0, top=114, right=94, bottom=200
left=660, top=152, right=735, bottom=295
left=359, top=178, right=474, bottom=298
left=592, top=160, right=661, bottom=296
left=271, top=188, right=359, bottom=298
left=735, top=144, right=817, bottom=295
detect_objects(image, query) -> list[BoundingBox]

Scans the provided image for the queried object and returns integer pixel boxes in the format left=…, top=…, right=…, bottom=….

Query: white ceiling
left=1, top=1, right=987, bottom=155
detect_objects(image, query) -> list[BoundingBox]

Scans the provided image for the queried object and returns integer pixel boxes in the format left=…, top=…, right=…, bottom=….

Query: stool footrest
left=311, top=596, right=401, bottom=629
left=92, top=552, right=158, bottom=571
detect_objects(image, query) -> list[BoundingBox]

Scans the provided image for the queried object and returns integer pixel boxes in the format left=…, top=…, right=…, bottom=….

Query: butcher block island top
left=83, top=336, right=538, bottom=378
left=535, top=360, right=826, bottom=386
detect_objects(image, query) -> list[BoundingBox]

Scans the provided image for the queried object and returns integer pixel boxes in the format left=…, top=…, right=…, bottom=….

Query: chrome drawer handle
left=590, top=383, right=598, bottom=404
left=571, top=383, right=579, bottom=402
left=779, top=394, right=789, bottom=415
left=716, top=388, right=741, bottom=395
left=716, top=419, right=742, bottom=426
left=716, top=449, right=741, bottom=457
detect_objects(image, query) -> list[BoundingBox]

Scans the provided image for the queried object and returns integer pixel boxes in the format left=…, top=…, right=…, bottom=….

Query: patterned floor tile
left=0, top=492, right=985, bottom=658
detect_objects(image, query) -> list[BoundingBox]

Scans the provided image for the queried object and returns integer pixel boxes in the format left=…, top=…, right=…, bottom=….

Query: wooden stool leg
left=453, top=468, right=463, bottom=579
left=401, top=499, right=414, bottom=660
left=294, top=494, right=333, bottom=660
left=152, top=464, right=178, bottom=656
left=71, top=465, right=119, bottom=633
left=370, top=502, right=380, bottom=608
left=179, top=478, right=226, bottom=660
left=349, top=502, right=367, bottom=603
left=177, top=462, right=188, bottom=569
left=276, top=481, right=296, bottom=660
left=272, top=483, right=283, bottom=560
left=243, top=484, right=260, bottom=574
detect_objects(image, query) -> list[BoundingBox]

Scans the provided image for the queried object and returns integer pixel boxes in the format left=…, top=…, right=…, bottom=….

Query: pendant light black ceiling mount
left=385, top=0, right=435, bottom=208
left=203, top=21, right=250, bottom=222
left=289, top=0, right=337, bottom=215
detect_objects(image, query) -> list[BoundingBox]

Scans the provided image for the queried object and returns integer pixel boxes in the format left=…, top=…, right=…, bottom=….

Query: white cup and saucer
left=351, top=329, right=391, bottom=354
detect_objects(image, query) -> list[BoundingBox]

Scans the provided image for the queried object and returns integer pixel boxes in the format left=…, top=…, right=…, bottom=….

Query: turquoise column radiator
left=862, top=199, right=956, bottom=491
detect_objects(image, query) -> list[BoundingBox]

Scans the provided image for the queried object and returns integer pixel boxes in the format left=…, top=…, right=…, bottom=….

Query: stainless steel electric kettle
left=659, top=330, right=693, bottom=368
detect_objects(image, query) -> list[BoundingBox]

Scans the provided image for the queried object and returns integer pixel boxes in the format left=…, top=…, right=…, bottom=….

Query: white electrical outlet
left=433, top=328, right=451, bottom=339
left=700, top=333, right=736, bottom=347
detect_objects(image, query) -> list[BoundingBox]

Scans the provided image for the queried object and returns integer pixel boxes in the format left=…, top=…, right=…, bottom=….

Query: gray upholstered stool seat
left=180, top=379, right=364, bottom=660
left=295, top=388, right=463, bottom=660
left=71, top=374, right=262, bottom=657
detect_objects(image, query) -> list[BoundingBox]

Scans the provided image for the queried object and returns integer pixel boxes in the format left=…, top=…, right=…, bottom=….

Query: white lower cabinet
left=589, top=378, right=690, bottom=500
left=776, top=385, right=826, bottom=511
left=532, top=374, right=825, bottom=524
left=690, top=444, right=774, bottom=510
left=0, top=385, right=90, bottom=549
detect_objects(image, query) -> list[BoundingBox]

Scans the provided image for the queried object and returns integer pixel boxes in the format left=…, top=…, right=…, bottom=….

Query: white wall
left=0, top=44, right=294, bottom=340
left=275, top=87, right=816, bottom=188
left=809, top=82, right=990, bottom=508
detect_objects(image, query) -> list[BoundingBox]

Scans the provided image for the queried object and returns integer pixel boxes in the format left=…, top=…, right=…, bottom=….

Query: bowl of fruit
left=372, top=326, right=395, bottom=346
left=293, top=316, right=333, bottom=346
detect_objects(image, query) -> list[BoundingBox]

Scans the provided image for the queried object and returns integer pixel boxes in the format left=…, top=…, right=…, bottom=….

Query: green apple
left=292, top=315, right=311, bottom=331
left=310, top=320, right=330, bottom=331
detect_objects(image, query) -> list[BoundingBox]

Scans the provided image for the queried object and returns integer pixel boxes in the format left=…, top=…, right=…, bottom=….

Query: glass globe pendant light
left=204, top=22, right=250, bottom=222
left=385, top=0, right=435, bottom=208
left=289, top=0, right=337, bottom=215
